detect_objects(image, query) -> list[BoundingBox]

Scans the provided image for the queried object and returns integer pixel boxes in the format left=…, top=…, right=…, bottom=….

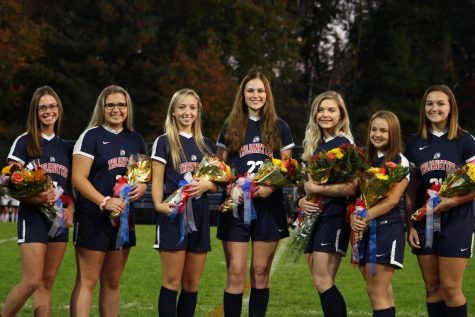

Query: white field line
left=0, top=237, right=16, bottom=243
left=243, top=237, right=289, bottom=306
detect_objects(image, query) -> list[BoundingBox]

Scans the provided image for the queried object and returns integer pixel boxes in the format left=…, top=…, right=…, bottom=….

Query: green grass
left=0, top=223, right=474, bottom=316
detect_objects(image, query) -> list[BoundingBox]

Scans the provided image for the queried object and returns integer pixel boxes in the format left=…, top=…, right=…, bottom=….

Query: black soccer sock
left=427, top=301, right=446, bottom=317
left=318, top=285, right=347, bottom=317
left=445, top=303, right=467, bottom=317
left=249, top=288, right=270, bottom=317
left=373, top=307, right=395, bottom=317
left=224, top=291, right=243, bottom=317
left=159, top=286, right=178, bottom=316
left=177, top=290, right=198, bottom=317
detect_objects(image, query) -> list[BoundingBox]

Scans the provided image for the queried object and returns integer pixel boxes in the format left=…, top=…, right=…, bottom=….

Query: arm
left=404, top=168, right=420, bottom=248
left=304, top=174, right=357, bottom=198
left=151, top=160, right=175, bottom=214
left=72, top=154, right=124, bottom=215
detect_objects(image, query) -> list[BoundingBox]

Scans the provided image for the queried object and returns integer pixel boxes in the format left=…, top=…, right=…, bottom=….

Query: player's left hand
left=128, top=183, right=147, bottom=202
left=63, top=204, right=75, bottom=228
left=187, top=180, right=215, bottom=198
left=254, top=185, right=275, bottom=199
left=433, top=197, right=457, bottom=214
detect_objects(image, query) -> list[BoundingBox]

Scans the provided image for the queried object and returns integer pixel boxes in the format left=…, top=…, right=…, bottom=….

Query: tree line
left=1, top=0, right=474, bottom=159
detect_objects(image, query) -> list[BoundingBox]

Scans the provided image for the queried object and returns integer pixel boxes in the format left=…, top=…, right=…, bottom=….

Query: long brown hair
left=164, top=89, right=211, bottom=170
left=417, top=85, right=465, bottom=140
left=26, top=86, right=63, bottom=157
left=367, top=111, right=402, bottom=166
left=223, top=71, right=281, bottom=153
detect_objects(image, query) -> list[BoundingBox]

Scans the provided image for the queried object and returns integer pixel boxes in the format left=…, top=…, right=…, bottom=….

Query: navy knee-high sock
left=159, top=286, right=178, bottom=316
left=445, top=303, right=467, bottom=317
left=177, top=290, right=198, bottom=317
left=224, top=291, right=243, bottom=317
left=249, top=288, right=270, bottom=317
left=373, top=307, right=395, bottom=317
left=318, top=285, right=347, bottom=317
left=427, top=301, right=446, bottom=317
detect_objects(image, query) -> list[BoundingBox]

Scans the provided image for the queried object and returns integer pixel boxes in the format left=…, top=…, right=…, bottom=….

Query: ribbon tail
left=186, top=199, right=197, bottom=232
left=368, top=220, right=377, bottom=276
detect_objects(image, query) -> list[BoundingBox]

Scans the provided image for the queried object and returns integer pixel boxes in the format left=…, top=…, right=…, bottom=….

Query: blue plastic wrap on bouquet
left=352, top=207, right=368, bottom=265
left=242, top=179, right=257, bottom=225
left=425, top=191, right=441, bottom=248
left=367, top=219, right=377, bottom=276
left=47, top=198, right=66, bottom=238
left=116, top=184, right=132, bottom=248
left=169, top=178, right=197, bottom=245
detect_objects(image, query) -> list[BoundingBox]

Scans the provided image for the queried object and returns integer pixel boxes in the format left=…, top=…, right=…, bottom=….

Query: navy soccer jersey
left=73, top=125, right=146, bottom=214
left=216, top=116, right=295, bottom=175
left=405, top=131, right=475, bottom=208
left=9, top=133, right=72, bottom=243
left=312, top=135, right=353, bottom=217
left=372, top=152, right=409, bottom=220
left=151, top=132, right=215, bottom=196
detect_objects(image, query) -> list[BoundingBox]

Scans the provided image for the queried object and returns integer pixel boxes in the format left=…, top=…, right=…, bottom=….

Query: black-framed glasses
left=38, top=103, right=58, bottom=112
left=104, top=103, right=127, bottom=110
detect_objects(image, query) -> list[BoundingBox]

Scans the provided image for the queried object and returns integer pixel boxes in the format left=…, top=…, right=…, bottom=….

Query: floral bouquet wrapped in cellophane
left=254, top=157, right=305, bottom=187
left=0, top=161, right=50, bottom=198
left=164, top=155, right=233, bottom=243
left=350, top=161, right=410, bottom=266
left=288, top=144, right=368, bottom=260
left=411, top=163, right=475, bottom=221
left=111, top=154, right=152, bottom=248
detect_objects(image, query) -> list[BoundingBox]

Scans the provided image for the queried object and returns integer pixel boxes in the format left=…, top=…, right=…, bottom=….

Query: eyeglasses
left=104, top=103, right=127, bottom=110
left=38, top=104, right=58, bottom=112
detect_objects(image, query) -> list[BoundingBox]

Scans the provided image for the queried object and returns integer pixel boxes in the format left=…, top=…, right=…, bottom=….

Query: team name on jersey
left=41, top=162, right=68, bottom=179
left=108, top=157, right=129, bottom=170
left=179, top=162, right=200, bottom=175
left=420, top=159, right=456, bottom=176
left=239, top=143, right=273, bottom=158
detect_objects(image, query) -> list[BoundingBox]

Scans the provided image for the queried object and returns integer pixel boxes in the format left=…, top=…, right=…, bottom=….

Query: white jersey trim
left=73, top=127, right=97, bottom=159
left=7, top=132, right=28, bottom=165
left=390, top=239, right=403, bottom=268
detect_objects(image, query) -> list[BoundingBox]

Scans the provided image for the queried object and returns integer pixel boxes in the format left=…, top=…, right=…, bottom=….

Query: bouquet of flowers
left=349, top=161, right=410, bottom=266
left=0, top=161, right=50, bottom=198
left=111, top=154, right=152, bottom=248
left=411, top=163, right=475, bottom=221
left=254, top=157, right=304, bottom=187
left=164, top=155, right=233, bottom=243
left=40, top=186, right=73, bottom=238
left=288, top=144, right=368, bottom=260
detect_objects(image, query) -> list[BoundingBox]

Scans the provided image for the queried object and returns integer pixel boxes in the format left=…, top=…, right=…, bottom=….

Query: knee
left=163, top=275, right=181, bottom=291
left=312, top=274, right=332, bottom=292
left=41, top=275, right=57, bottom=291
left=441, top=284, right=462, bottom=302
left=181, top=277, right=200, bottom=292
left=251, top=265, right=270, bottom=286
left=22, top=279, right=41, bottom=293
left=227, top=266, right=246, bottom=289
left=424, top=278, right=441, bottom=297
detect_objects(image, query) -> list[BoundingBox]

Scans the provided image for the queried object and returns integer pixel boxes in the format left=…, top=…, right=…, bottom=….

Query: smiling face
left=315, top=98, right=341, bottom=137
left=172, top=94, right=198, bottom=133
left=104, top=92, right=128, bottom=130
left=244, top=78, right=267, bottom=116
left=369, top=117, right=390, bottom=151
left=37, top=94, right=59, bottom=133
left=425, top=91, right=450, bottom=131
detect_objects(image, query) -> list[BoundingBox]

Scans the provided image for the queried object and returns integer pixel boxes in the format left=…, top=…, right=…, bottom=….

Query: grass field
left=0, top=222, right=474, bottom=316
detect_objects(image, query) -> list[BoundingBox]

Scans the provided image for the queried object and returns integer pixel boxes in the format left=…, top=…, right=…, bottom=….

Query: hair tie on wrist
left=100, top=196, right=111, bottom=211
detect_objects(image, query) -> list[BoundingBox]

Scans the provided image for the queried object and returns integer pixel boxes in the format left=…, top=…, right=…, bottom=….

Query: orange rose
left=11, top=171, right=24, bottom=184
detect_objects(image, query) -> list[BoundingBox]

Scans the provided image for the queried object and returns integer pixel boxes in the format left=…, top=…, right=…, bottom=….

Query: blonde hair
left=417, top=85, right=465, bottom=140
left=26, top=86, right=63, bottom=157
left=301, top=91, right=353, bottom=161
left=87, top=85, right=134, bottom=130
left=164, top=89, right=211, bottom=170
left=223, top=71, right=281, bottom=153
left=367, top=111, right=402, bottom=166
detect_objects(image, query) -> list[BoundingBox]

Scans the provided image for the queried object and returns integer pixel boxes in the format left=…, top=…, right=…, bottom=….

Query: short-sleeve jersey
left=73, top=125, right=146, bottom=214
left=216, top=117, right=294, bottom=175
left=151, top=132, right=215, bottom=196
left=405, top=131, right=475, bottom=209
left=373, top=153, right=409, bottom=220
left=8, top=133, right=72, bottom=214
left=313, top=135, right=353, bottom=217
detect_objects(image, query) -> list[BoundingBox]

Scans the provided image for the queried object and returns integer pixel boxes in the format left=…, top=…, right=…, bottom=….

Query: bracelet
left=99, top=196, right=111, bottom=211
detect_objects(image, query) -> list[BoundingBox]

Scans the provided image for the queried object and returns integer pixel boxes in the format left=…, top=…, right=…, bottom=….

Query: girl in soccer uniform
left=1, top=86, right=74, bottom=317
left=216, top=72, right=294, bottom=317
left=70, top=85, right=147, bottom=317
left=405, top=85, right=475, bottom=317
left=297, top=91, right=355, bottom=317
left=350, top=111, right=409, bottom=317
left=151, top=89, right=216, bottom=317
